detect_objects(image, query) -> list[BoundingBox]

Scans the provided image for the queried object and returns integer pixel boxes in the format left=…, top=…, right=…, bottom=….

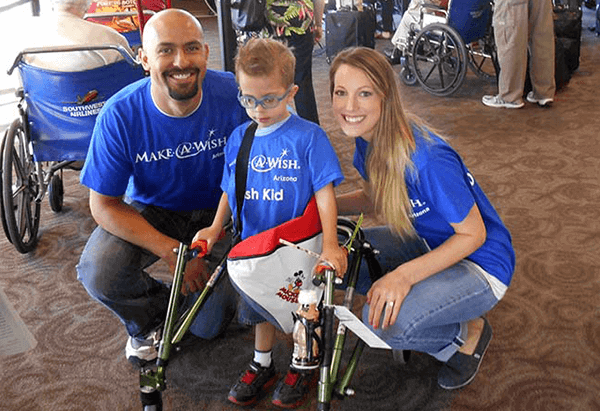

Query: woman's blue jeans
left=353, top=226, right=499, bottom=362
left=76, top=202, right=237, bottom=341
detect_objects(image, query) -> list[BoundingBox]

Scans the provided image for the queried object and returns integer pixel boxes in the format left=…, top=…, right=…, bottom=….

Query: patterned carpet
left=1, top=5, right=599, bottom=411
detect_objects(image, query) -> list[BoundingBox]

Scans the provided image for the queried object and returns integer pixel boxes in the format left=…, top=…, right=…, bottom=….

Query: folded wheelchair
left=400, top=0, right=499, bottom=96
left=1, top=45, right=144, bottom=253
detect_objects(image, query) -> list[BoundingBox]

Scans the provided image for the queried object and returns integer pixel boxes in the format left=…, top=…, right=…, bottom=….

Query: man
left=482, top=0, right=555, bottom=108
left=77, top=9, right=248, bottom=364
left=22, top=0, right=132, bottom=71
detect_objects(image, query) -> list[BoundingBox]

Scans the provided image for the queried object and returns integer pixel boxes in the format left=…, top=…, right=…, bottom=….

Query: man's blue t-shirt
left=222, top=115, right=344, bottom=239
left=81, top=70, right=249, bottom=211
left=353, top=128, right=515, bottom=286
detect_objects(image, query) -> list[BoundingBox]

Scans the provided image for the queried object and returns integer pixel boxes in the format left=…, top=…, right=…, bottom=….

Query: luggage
left=554, top=37, right=574, bottom=90
left=325, top=5, right=376, bottom=63
left=525, top=36, right=573, bottom=93
left=553, top=0, right=582, bottom=72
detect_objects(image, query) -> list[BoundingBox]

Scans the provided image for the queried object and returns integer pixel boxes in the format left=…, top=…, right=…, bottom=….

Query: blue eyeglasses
left=237, top=86, right=293, bottom=109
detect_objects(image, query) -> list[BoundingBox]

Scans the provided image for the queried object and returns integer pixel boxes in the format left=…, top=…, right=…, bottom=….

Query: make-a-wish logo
left=251, top=148, right=300, bottom=173
left=135, top=132, right=227, bottom=163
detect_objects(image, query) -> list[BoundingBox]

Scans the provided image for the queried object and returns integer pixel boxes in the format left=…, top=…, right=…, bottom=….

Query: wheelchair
left=1, top=45, right=144, bottom=253
left=399, top=0, right=499, bottom=96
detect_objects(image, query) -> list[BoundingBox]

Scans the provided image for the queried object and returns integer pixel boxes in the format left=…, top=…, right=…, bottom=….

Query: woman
left=329, top=47, right=515, bottom=389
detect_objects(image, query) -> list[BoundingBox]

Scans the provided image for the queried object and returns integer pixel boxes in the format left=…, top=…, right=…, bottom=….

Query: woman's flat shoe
left=438, top=317, right=493, bottom=390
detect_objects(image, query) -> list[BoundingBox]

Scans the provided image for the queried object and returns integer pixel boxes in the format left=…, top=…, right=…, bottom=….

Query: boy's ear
left=288, top=84, right=300, bottom=100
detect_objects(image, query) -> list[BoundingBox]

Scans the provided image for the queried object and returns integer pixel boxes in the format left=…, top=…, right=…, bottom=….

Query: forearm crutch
left=139, top=238, right=231, bottom=411
left=313, top=217, right=382, bottom=410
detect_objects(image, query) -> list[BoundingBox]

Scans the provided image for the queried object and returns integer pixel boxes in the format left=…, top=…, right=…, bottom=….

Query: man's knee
left=76, top=226, right=146, bottom=301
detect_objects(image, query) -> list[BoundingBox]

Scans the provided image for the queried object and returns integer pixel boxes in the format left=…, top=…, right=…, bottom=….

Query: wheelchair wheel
left=411, top=24, right=468, bottom=97
left=0, top=129, right=13, bottom=243
left=466, top=35, right=498, bottom=82
left=400, top=65, right=417, bottom=86
left=48, top=173, right=64, bottom=212
left=2, top=118, right=41, bottom=253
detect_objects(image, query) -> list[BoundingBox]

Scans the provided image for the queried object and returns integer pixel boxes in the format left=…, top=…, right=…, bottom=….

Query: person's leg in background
left=596, top=1, right=600, bottom=36
left=377, top=0, right=394, bottom=38
left=385, top=0, right=420, bottom=63
left=527, top=0, right=555, bottom=104
left=285, top=32, right=320, bottom=124
left=482, top=0, right=528, bottom=108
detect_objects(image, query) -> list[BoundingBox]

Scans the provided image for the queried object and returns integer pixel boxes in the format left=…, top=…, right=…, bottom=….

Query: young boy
left=193, top=38, right=347, bottom=408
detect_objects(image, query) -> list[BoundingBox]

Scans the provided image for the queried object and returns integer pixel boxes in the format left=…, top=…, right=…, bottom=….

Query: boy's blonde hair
left=235, top=38, right=296, bottom=88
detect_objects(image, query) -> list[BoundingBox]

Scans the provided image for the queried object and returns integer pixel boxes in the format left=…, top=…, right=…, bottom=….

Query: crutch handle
left=190, top=239, right=208, bottom=258
left=189, top=227, right=227, bottom=259
left=313, top=261, right=342, bottom=286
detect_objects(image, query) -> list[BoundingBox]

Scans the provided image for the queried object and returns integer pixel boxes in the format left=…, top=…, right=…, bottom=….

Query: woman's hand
left=366, top=267, right=413, bottom=330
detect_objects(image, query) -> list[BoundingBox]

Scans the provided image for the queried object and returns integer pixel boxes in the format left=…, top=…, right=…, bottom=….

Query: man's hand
left=163, top=248, right=210, bottom=295
left=314, top=25, right=324, bottom=44
left=180, top=256, right=210, bottom=295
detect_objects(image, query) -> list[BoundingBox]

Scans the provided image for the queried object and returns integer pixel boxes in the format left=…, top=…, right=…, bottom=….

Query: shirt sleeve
left=307, top=128, right=344, bottom=192
left=416, top=143, right=475, bottom=225
left=80, top=106, right=133, bottom=196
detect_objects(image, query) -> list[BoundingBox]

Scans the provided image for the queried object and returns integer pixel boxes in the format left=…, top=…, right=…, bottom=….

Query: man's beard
left=168, top=82, right=199, bottom=101
left=164, top=69, right=200, bottom=101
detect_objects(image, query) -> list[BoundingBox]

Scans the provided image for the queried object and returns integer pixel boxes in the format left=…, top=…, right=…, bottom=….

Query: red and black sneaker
left=271, top=367, right=316, bottom=409
left=228, top=360, right=278, bottom=406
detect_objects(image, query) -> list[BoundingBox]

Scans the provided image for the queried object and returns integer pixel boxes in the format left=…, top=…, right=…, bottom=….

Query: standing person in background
left=482, top=0, right=555, bottom=108
left=264, top=0, right=324, bottom=124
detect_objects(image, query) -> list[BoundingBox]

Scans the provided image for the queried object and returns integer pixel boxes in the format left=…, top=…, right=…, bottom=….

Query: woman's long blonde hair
left=329, top=47, right=422, bottom=239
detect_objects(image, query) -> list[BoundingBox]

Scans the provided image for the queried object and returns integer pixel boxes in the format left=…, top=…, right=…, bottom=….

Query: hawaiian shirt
left=264, top=0, right=315, bottom=37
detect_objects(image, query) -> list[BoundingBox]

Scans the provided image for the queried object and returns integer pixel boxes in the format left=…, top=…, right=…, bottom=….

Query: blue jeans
left=76, top=202, right=237, bottom=340
left=353, top=226, right=499, bottom=362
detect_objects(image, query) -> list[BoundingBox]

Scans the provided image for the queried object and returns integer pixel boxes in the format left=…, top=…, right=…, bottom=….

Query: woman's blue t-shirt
left=353, top=128, right=515, bottom=286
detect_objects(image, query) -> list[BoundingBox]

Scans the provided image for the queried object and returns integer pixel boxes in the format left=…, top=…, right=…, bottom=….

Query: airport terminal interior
left=0, top=1, right=599, bottom=410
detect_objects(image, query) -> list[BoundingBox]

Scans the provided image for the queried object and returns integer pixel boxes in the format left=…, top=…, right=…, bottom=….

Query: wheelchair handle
left=8, top=44, right=139, bottom=75
left=83, top=10, right=156, bottom=19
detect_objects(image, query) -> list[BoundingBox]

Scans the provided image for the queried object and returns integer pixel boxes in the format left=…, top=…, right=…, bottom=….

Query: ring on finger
left=386, top=300, right=394, bottom=310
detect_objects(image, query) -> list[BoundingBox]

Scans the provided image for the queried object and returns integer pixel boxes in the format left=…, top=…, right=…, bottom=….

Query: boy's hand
left=191, top=226, right=222, bottom=256
left=319, top=244, right=348, bottom=277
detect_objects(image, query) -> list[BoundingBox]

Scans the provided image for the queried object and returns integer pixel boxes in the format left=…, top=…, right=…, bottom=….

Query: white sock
left=253, top=350, right=272, bottom=368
